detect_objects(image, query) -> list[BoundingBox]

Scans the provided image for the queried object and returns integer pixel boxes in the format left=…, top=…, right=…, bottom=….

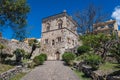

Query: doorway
left=55, top=51, right=60, bottom=60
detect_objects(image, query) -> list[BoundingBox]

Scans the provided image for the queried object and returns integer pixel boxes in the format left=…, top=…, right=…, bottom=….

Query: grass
left=0, top=64, right=14, bottom=74
left=99, top=62, right=120, bottom=71
left=73, top=69, right=92, bottom=80
left=22, top=59, right=31, bottom=63
left=10, top=72, right=26, bottom=80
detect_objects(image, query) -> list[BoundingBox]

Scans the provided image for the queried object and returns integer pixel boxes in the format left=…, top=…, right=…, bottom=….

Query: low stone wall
left=0, top=66, right=22, bottom=80
left=73, top=61, right=120, bottom=80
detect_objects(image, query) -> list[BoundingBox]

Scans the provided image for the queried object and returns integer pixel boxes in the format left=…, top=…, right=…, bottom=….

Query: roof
left=42, top=11, right=78, bottom=26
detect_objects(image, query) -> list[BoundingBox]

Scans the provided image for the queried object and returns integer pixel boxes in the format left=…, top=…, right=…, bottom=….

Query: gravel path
left=21, top=61, right=79, bottom=80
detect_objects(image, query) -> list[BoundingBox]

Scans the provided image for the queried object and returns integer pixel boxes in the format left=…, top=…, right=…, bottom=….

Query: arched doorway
left=55, top=51, right=60, bottom=60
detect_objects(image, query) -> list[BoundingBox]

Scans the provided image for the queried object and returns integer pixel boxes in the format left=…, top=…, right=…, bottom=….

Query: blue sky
left=2, top=0, right=120, bottom=39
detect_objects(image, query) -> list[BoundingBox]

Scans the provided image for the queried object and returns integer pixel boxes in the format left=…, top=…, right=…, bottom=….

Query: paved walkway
left=21, top=61, right=79, bottom=80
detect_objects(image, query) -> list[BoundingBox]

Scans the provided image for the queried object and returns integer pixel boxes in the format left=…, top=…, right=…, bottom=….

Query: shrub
left=28, top=62, right=35, bottom=68
left=33, top=55, right=45, bottom=65
left=1, top=54, right=13, bottom=62
left=77, top=45, right=90, bottom=55
left=40, top=53, right=47, bottom=60
left=84, top=53, right=102, bottom=70
left=75, top=54, right=88, bottom=61
left=13, top=48, right=23, bottom=63
left=62, top=52, right=76, bottom=65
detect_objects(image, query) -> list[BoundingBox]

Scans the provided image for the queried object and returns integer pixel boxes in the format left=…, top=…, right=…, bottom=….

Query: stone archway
left=55, top=51, right=60, bottom=60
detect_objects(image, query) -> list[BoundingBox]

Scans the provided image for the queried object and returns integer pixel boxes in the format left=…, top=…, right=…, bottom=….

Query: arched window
left=46, top=23, right=50, bottom=31
left=57, top=20, right=63, bottom=29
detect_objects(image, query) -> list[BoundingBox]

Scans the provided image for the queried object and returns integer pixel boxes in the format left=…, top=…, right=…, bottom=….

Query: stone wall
left=0, top=66, right=22, bottom=80
left=0, top=38, right=40, bottom=59
left=73, top=61, right=120, bottom=80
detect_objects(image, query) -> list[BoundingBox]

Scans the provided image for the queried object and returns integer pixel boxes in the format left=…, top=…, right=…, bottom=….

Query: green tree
left=62, top=52, right=76, bottom=65
left=0, top=0, right=30, bottom=40
left=81, top=33, right=109, bottom=51
left=84, top=53, right=102, bottom=70
left=77, top=45, right=90, bottom=55
left=29, top=39, right=41, bottom=59
left=13, top=48, right=24, bottom=64
left=110, top=42, right=120, bottom=63
left=0, top=43, right=5, bottom=62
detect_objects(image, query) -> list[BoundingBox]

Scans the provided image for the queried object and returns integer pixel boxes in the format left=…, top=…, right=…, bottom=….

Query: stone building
left=93, top=20, right=118, bottom=35
left=24, top=38, right=36, bottom=44
left=40, top=11, right=79, bottom=60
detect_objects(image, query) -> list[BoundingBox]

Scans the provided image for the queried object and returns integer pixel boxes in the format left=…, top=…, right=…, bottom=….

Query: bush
left=84, top=53, right=102, bottom=70
left=40, top=53, right=47, bottom=60
left=33, top=55, right=45, bottom=65
left=75, top=54, right=88, bottom=61
left=28, top=62, right=35, bottom=68
left=62, top=52, right=76, bottom=65
left=13, top=48, right=23, bottom=63
left=77, top=45, right=90, bottom=55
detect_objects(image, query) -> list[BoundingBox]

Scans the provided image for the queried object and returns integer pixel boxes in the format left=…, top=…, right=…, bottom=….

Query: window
left=108, top=24, right=114, bottom=28
left=45, top=39, right=48, bottom=44
left=52, top=40, right=55, bottom=45
left=57, top=37, right=61, bottom=42
left=57, top=20, right=63, bottom=29
left=47, top=26, right=50, bottom=31
left=46, top=23, right=50, bottom=31
left=72, top=40, right=74, bottom=45
left=58, top=23, right=62, bottom=29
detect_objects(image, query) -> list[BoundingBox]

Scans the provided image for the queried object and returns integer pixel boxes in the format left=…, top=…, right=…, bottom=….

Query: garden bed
left=10, top=72, right=26, bottom=80
left=0, top=64, right=14, bottom=74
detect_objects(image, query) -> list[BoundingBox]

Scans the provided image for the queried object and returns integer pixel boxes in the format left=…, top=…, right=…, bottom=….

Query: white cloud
left=111, top=6, right=120, bottom=26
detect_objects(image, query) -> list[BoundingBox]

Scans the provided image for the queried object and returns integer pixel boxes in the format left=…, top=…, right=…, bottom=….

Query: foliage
left=0, top=54, right=13, bottom=63
left=77, top=45, right=90, bottom=55
left=28, top=62, right=35, bottom=68
left=0, top=0, right=30, bottom=40
left=75, top=54, right=88, bottom=61
left=84, top=53, right=102, bottom=70
left=110, top=42, right=120, bottom=63
left=29, top=39, right=40, bottom=59
left=62, top=52, right=76, bottom=65
left=24, top=54, right=30, bottom=59
left=33, top=55, right=45, bottom=65
left=0, top=43, right=6, bottom=62
left=81, top=33, right=109, bottom=48
left=13, top=48, right=24, bottom=63
left=40, top=53, right=47, bottom=60
left=74, top=69, right=92, bottom=80
left=28, top=39, right=38, bottom=46
left=10, top=72, right=26, bottom=80
left=0, top=64, right=14, bottom=74
left=99, top=62, right=120, bottom=71
left=0, top=43, right=5, bottom=49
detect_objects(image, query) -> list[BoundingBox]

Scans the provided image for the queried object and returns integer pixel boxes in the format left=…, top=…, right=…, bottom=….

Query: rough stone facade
left=41, top=11, right=79, bottom=60
left=0, top=38, right=40, bottom=59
